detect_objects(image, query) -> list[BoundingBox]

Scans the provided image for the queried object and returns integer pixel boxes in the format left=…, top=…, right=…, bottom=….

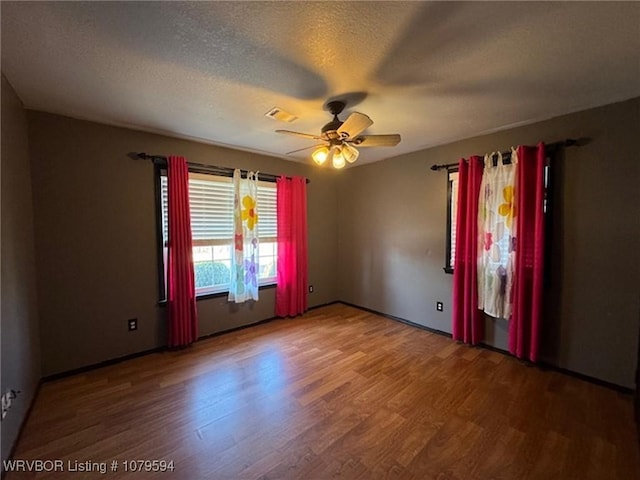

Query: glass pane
left=260, top=258, right=276, bottom=278
left=193, top=260, right=231, bottom=289
left=194, top=261, right=214, bottom=289
left=213, top=244, right=231, bottom=260
left=259, top=242, right=274, bottom=256
left=193, top=246, right=213, bottom=262
left=258, top=241, right=276, bottom=279
left=212, top=261, right=231, bottom=285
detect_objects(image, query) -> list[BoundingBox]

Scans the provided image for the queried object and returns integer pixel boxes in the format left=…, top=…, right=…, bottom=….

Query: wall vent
left=265, top=107, right=298, bottom=123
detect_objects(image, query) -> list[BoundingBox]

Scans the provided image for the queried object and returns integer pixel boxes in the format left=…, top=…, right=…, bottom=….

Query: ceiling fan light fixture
left=337, top=112, right=373, bottom=139
left=342, top=143, right=360, bottom=163
left=312, top=146, right=329, bottom=165
left=332, top=147, right=346, bottom=169
left=275, top=98, right=401, bottom=170
left=326, top=147, right=335, bottom=166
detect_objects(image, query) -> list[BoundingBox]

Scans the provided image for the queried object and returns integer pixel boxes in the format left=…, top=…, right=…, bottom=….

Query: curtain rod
left=131, top=152, right=310, bottom=184
left=429, top=138, right=584, bottom=171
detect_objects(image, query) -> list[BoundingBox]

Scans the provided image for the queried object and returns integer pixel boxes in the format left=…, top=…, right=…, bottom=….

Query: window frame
left=444, top=168, right=458, bottom=274
left=443, top=152, right=555, bottom=276
left=154, top=165, right=278, bottom=303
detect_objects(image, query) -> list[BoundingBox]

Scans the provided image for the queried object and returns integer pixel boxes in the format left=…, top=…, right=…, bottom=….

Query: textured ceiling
left=2, top=1, right=639, bottom=166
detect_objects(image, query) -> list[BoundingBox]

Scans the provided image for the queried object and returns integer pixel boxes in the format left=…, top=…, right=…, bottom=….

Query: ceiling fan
left=276, top=100, right=401, bottom=169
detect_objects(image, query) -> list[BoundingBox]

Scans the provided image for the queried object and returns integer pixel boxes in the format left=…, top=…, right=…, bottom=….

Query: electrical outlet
left=308, top=285, right=314, bottom=293
left=1, top=390, right=17, bottom=420
left=1, top=394, right=9, bottom=419
left=128, top=318, right=138, bottom=331
left=436, top=301, right=444, bottom=312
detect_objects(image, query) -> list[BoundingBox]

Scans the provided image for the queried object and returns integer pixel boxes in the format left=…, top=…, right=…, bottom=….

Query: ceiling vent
left=265, top=107, right=298, bottom=123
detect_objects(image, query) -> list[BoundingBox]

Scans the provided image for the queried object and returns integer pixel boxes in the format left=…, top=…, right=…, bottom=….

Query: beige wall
left=337, top=98, right=640, bottom=388
left=1, top=75, right=41, bottom=463
left=27, top=112, right=339, bottom=376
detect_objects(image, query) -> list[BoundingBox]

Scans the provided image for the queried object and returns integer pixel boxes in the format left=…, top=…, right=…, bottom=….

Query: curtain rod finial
left=128, top=152, right=150, bottom=160
left=573, top=137, right=591, bottom=147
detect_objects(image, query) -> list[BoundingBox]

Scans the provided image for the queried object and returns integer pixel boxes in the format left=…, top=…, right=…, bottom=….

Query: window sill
left=158, top=282, right=277, bottom=307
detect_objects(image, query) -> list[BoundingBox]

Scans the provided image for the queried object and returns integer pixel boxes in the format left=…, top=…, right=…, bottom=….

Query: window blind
left=449, top=170, right=459, bottom=268
left=160, top=173, right=277, bottom=246
left=256, top=181, right=277, bottom=241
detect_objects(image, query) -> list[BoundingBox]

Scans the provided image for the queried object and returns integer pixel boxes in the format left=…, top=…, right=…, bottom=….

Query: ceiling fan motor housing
left=321, top=100, right=346, bottom=137
left=325, top=100, right=346, bottom=116
left=321, top=122, right=343, bottom=139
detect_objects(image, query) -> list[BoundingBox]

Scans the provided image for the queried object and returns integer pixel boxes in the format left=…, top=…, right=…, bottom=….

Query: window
left=445, top=167, right=513, bottom=275
left=444, top=157, right=551, bottom=275
left=157, top=171, right=277, bottom=299
left=445, top=169, right=458, bottom=274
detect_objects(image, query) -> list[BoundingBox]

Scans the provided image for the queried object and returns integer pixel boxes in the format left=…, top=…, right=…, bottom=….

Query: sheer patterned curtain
left=228, top=169, right=259, bottom=303
left=166, top=156, right=198, bottom=347
left=452, top=156, right=484, bottom=344
left=275, top=176, right=308, bottom=317
left=477, top=150, right=517, bottom=319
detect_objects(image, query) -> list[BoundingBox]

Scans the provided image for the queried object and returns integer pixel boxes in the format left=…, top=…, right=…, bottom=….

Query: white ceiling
left=2, top=1, right=639, bottom=166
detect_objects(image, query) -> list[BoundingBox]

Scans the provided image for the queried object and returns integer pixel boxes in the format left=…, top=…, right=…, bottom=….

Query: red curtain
left=275, top=176, right=308, bottom=317
left=167, top=156, right=198, bottom=347
left=509, top=143, right=546, bottom=361
left=452, top=156, right=484, bottom=344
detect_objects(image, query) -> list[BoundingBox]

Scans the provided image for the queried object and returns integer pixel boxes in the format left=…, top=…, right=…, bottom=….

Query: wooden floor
left=6, top=304, right=639, bottom=479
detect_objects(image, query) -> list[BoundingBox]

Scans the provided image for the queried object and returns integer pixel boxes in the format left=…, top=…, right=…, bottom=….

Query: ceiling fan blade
left=337, top=112, right=373, bottom=139
left=351, top=134, right=401, bottom=147
left=286, top=143, right=326, bottom=155
left=276, top=129, right=323, bottom=141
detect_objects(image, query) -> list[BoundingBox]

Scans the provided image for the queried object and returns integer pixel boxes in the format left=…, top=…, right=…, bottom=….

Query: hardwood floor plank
left=5, top=304, right=639, bottom=479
